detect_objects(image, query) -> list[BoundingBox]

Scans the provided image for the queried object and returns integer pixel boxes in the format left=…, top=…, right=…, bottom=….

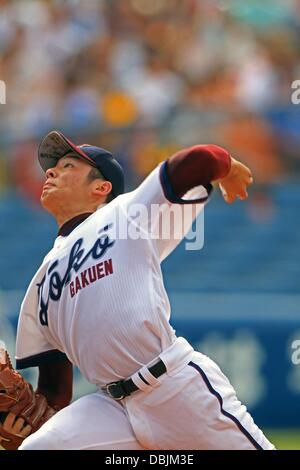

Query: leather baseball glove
left=0, top=348, right=57, bottom=450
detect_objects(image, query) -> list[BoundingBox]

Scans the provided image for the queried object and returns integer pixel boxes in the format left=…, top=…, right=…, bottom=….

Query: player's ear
left=91, top=180, right=112, bottom=198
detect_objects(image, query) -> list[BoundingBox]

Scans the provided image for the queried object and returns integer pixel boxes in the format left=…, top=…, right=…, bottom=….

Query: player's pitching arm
left=165, top=144, right=253, bottom=204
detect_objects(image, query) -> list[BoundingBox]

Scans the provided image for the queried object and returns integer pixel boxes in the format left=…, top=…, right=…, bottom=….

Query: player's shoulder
left=124, top=164, right=163, bottom=196
left=95, top=163, right=164, bottom=212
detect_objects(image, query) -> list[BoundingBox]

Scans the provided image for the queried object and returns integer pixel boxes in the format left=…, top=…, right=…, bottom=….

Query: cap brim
left=38, top=130, right=96, bottom=172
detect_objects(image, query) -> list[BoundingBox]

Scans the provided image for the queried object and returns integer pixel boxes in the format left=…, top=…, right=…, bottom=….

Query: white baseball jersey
left=16, top=162, right=210, bottom=385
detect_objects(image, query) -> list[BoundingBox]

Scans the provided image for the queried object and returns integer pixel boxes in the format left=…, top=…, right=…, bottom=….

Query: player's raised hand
left=218, top=157, right=253, bottom=204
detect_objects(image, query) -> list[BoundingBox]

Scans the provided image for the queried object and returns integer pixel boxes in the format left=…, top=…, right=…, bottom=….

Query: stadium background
left=0, top=0, right=299, bottom=449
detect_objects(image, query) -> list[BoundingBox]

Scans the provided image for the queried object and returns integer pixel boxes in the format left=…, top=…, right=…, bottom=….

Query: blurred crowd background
left=0, top=0, right=300, bottom=198
left=0, top=0, right=300, bottom=434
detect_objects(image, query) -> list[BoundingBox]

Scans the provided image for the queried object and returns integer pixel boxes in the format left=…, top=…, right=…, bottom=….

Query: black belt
left=102, top=359, right=166, bottom=400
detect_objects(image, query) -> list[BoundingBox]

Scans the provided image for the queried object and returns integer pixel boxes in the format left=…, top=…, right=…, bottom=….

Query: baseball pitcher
left=0, top=131, right=275, bottom=450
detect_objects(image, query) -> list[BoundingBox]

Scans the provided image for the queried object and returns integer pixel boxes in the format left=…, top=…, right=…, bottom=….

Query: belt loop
left=130, top=370, right=153, bottom=392
left=138, top=366, right=161, bottom=387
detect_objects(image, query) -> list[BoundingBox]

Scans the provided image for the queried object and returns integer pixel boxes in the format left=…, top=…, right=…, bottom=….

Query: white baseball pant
left=19, top=338, right=275, bottom=450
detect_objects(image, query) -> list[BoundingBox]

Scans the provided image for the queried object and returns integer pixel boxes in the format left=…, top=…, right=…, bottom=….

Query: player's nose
left=45, top=167, right=57, bottom=178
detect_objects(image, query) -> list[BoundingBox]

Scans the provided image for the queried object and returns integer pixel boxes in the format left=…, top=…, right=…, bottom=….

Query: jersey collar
left=58, top=213, right=93, bottom=237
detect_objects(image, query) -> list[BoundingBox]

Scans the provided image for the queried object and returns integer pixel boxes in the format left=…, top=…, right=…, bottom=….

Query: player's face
left=40, top=155, right=94, bottom=214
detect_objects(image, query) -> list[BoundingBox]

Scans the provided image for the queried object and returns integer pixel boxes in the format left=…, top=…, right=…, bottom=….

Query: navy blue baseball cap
left=38, top=130, right=124, bottom=199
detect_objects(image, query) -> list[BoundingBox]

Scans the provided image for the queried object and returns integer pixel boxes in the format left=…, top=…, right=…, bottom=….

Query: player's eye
left=64, top=163, right=73, bottom=168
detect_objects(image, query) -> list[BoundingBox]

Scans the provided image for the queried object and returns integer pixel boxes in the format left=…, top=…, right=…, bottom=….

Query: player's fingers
left=19, top=423, right=32, bottom=437
left=220, top=184, right=232, bottom=203
left=3, top=413, right=31, bottom=437
left=13, top=417, right=26, bottom=433
left=3, top=412, right=17, bottom=431
left=224, top=193, right=237, bottom=204
left=237, top=187, right=249, bottom=200
left=244, top=175, right=253, bottom=187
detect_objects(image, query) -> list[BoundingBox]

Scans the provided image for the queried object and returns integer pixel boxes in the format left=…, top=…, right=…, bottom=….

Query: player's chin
left=40, top=190, right=57, bottom=211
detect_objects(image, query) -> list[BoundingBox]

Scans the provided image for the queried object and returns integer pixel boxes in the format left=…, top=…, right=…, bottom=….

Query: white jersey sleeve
left=120, top=161, right=213, bottom=261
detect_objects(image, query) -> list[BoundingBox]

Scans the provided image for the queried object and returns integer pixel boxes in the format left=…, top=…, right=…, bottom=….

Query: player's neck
left=55, top=209, right=94, bottom=229
left=57, top=212, right=94, bottom=237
